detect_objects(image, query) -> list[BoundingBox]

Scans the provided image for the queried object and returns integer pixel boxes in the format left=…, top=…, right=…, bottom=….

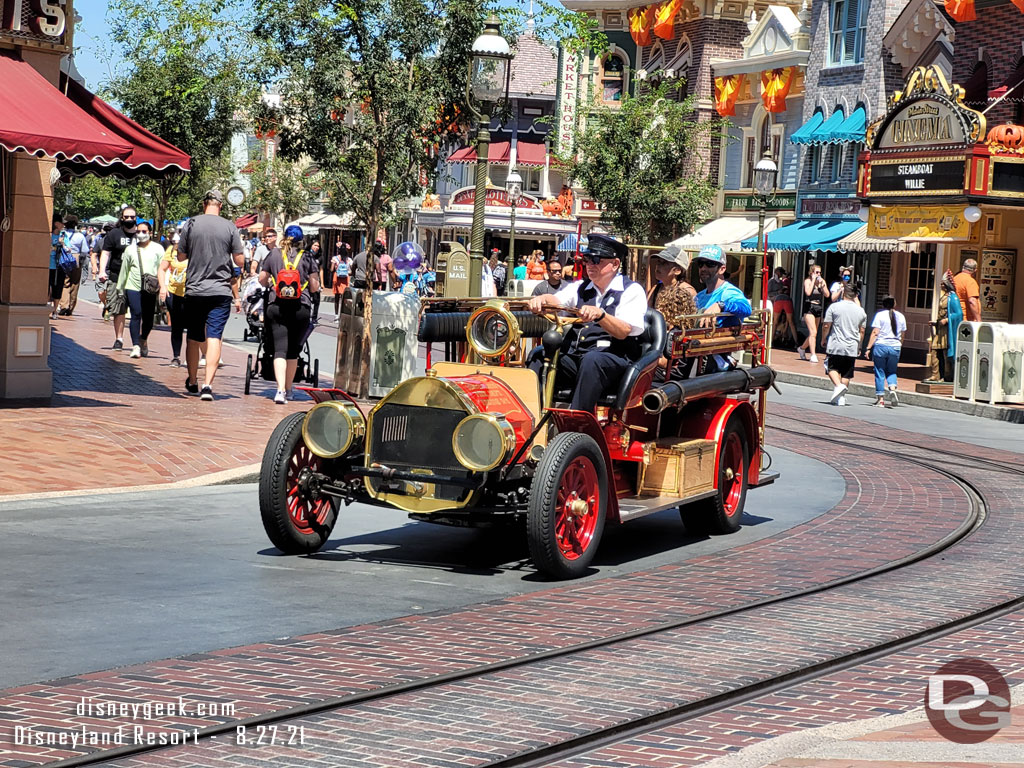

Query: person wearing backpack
left=55, top=215, right=90, bottom=318
left=259, top=224, right=321, bottom=403
left=117, top=222, right=166, bottom=359
left=48, top=216, right=64, bottom=320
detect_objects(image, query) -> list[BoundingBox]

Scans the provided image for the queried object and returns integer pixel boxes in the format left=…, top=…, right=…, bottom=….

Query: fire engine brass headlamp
left=452, top=413, right=515, bottom=472
left=467, top=300, right=520, bottom=359
left=302, top=401, right=365, bottom=459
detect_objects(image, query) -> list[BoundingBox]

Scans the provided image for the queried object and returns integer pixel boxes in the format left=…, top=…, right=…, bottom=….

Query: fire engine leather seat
left=555, top=308, right=667, bottom=410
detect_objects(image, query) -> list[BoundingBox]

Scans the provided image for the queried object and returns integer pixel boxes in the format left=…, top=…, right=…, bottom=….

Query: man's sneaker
left=830, top=383, right=848, bottom=404
left=199, top=357, right=206, bottom=367
left=809, top=354, right=819, bottom=363
left=112, top=339, right=123, bottom=351
left=140, top=341, right=149, bottom=357
left=200, top=385, right=214, bottom=401
left=274, top=390, right=287, bottom=405
left=837, top=395, right=847, bottom=406
left=888, top=387, right=899, bottom=406
left=170, top=357, right=181, bottom=368
left=185, top=378, right=199, bottom=395
left=129, top=345, right=141, bottom=358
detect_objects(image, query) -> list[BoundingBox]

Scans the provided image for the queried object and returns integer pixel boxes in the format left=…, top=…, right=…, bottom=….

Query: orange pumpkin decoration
left=987, top=123, right=1024, bottom=148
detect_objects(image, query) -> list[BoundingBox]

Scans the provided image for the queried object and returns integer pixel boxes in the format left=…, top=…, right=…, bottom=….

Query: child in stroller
left=241, top=274, right=265, bottom=342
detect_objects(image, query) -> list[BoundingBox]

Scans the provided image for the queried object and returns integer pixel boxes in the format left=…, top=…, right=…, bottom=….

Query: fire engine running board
left=617, top=492, right=716, bottom=523
left=751, top=469, right=780, bottom=488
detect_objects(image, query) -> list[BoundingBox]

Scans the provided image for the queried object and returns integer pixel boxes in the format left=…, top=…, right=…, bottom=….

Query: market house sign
left=868, top=158, right=966, bottom=195
left=1, top=0, right=69, bottom=46
left=868, top=65, right=986, bottom=152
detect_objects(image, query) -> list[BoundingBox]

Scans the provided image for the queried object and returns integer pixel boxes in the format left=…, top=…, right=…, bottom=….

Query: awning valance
left=448, top=140, right=547, bottom=167
left=836, top=223, right=917, bottom=253
left=557, top=234, right=578, bottom=252
left=0, top=54, right=133, bottom=163
left=56, top=74, right=191, bottom=180
left=740, top=218, right=862, bottom=252
left=668, top=215, right=777, bottom=251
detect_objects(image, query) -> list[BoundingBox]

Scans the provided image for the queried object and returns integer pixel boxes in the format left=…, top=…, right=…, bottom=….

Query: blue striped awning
left=557, top=234, right=578, bottom=252
left=740, top=218, right=863, bottom=252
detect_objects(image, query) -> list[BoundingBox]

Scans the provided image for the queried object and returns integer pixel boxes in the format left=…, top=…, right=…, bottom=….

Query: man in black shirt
left=99, top=207, right=138, bottom=350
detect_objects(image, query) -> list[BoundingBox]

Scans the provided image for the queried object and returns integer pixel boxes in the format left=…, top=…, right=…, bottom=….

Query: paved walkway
left=1, top=307, right=318, bottom=497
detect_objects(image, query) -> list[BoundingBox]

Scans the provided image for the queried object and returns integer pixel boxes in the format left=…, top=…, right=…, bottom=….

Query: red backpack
left=274, top=250, right=306, bottom=300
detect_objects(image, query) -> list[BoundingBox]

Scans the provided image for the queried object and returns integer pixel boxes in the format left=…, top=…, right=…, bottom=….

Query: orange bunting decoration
left=1012, top=0, right=1024, bottom=14
left=628, top=6, right=655, bottom=47
left=944, top=0, right=976, bottom=22
left=714, top=74, right=745, bottom=117
left=761, top=68, right=795, bottom=113
left=653, top=0, right=682, bottom=40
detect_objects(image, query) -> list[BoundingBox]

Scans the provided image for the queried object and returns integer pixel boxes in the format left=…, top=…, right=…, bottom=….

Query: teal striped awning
left=791, top=108, right=848, bottom=145
left=833, top=106, right=867, bottom=143
left=740, top=218, right=863, bottom=252
left=789, top=110, right=823, bottom=144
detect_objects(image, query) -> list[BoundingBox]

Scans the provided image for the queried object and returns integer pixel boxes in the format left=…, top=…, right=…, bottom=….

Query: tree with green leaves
left=56, top=176, right=124, bottom=221
left=103, top=0, right=258, bottom=233
left=564, top=86, right=726, bottom=247
left=255, top=0, right=602, bottom=394
left=246, top=158, right=315, bottom=229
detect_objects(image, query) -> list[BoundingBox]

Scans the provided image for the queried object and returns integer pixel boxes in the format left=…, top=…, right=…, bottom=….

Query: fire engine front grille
left=369, top=403, right=466, bottom=473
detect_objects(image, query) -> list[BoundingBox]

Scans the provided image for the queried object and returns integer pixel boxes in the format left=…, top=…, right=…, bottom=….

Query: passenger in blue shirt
left=693, top=244, right=751, bottom=328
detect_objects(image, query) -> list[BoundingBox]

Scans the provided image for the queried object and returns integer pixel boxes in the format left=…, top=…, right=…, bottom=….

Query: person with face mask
left=117, top=222, right=165, bottom=359
left=829, top=266, right=860, bottom=306
left=99, top=207, right=139, bottom=350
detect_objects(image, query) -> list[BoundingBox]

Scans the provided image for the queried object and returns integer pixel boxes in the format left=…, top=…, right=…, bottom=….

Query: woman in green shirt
left=117, top=221, right=165, bottom=358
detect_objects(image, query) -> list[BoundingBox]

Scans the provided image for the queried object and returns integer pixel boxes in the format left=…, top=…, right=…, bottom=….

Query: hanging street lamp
left=751, top=149, right=779, bottom=310
left=466, top=15, right=512, bottom=296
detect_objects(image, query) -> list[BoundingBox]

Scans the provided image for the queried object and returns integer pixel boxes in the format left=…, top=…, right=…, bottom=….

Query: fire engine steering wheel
left=541, top=307, right=583, bottom=328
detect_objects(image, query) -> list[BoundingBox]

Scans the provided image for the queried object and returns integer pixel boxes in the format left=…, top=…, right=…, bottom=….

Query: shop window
left=829, top=144, right=844, bottom=183
left=743, top=136, right=756, bottom=187
left=744, top=115, right=784, bottom=188
left=600, top=53, right=627, bottom=104
left=521, top=167, right=541, bottom=193
left=828, top=0, right=867, bottom=66
left=907, top=249, right=936, bottom=310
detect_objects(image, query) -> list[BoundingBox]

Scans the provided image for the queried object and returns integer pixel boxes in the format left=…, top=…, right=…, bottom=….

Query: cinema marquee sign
left=881, top=102, right=963, bottom=148
left=1, top=0, right=69, bottom=47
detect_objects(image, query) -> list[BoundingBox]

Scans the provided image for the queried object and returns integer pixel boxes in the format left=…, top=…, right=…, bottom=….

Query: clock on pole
left=226, top=186, right=246, bottom=207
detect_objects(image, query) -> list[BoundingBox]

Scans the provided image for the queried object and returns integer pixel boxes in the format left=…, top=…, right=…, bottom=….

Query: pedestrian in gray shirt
left=821, top=285, right=866, bottom=406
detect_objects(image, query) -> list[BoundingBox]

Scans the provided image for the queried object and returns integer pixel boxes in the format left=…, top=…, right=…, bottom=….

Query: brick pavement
left=0, top=309, right=316, bottom=497
left=0, top=426, right=977, bottom=766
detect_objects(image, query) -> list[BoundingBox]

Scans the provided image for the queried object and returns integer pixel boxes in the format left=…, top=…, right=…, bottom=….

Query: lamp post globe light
left=505, top=169, right=523, bottom=266
left=751, top=149, right=778, bottom=310
left=466, top=15, right=513, bottom=296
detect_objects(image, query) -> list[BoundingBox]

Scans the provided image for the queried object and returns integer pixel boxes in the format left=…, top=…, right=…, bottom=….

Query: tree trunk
left=356, top=214, right=378, bottom=399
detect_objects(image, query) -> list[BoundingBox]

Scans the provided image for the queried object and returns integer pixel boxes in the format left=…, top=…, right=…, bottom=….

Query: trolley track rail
left=46, top=420, right=994, bottom=768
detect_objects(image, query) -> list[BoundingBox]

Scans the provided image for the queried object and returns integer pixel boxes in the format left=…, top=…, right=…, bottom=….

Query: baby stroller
left=243, top=284, right=319, bottom=395
left=240, top=275, right=264, bottom=343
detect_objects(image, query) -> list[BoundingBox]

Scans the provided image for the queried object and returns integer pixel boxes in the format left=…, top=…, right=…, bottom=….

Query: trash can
left=987, top=323, right=1024, bottom=404
left=369, top=291, right=421, bottom=398
left=973, top=323, right=1000, bottom=403
left=953, top=321, right=981, bottom=400
left=506, top=279, right=544, bottom=298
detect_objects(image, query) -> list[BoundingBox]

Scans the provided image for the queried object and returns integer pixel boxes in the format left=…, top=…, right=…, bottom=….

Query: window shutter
left=843, top=0, right=860, bottom=63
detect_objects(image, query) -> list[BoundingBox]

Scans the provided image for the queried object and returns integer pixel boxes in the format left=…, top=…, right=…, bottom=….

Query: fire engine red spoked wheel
left=527, top=432, right=608, bottom=579
left=685, top=419, right=749, bottom=535
left=259, top=412, right=338, bottom=554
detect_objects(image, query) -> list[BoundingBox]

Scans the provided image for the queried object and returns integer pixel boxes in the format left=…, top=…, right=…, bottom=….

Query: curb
left=0, top=464, right=261, bottom=504
left=774, top=369, right=1024, bottom=424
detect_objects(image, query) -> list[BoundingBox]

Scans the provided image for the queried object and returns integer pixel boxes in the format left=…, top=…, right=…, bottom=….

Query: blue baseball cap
left=697, top=244, right=726, bottom=265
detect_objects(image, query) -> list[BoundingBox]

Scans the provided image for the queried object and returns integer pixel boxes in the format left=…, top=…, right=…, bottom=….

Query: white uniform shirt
left=552, top=274, right=647, bottom=337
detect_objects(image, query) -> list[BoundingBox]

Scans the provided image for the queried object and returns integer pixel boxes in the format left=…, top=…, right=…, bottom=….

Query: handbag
left=138, top=246, right=160, bottom=295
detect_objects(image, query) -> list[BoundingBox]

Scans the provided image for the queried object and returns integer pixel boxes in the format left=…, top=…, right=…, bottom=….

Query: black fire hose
left=642, top=365, right=777, bottom=414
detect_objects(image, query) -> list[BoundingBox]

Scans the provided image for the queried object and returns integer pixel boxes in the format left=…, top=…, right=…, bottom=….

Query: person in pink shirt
left=374, top=242, right=393, bottom=290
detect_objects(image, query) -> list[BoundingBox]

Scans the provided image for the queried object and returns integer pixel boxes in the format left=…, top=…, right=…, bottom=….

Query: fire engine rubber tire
left=527, top=431, right=608, bottom=580
left=259, top=411, right=338, bottom=554
left=244, top=354, right=253, bottom=395
left=684, top=419, right=749, bottom=535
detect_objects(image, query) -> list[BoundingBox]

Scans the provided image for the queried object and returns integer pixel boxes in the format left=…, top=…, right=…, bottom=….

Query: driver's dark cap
left=583, top=233, right=626, bottom=261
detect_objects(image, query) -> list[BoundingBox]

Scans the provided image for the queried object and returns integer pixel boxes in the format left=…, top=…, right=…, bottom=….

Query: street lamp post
left=505, top=169, right=523, bottom=265
left=466, top=16, right=512, bottom=297
left=751, top=149, right=779, bottom=311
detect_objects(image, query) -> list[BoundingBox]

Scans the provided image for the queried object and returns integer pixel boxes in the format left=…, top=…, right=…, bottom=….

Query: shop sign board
left=557, top=46, right=580, bottom=155
left=449, top=188, right=540, bottom=210
left=724, top=193, right=797, bottom=212
left=978, top=247, right=1015, bottom=322
left=799, top=197, right=862, bottom=217
left=867, top=204, right=972, bottom=240
left=877, top=100, right=967, bottom=149
left=868, top=158, right=966, bottom=195
left=1, top=0, right=68, bottom=47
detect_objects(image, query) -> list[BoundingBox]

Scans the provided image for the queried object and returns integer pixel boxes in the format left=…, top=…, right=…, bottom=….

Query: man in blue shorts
left=177, top=189, right=245, bottom=401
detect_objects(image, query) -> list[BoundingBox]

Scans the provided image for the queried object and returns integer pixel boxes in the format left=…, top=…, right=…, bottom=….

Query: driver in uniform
left=527, top=234, right=649, bottom=412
